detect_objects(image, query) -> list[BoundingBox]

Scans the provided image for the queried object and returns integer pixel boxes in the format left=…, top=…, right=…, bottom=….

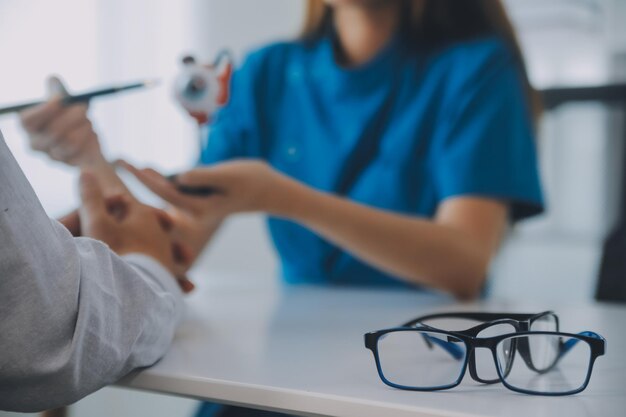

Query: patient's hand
left=57, top=203, right=197, bottom=293
left=115, top=160, right=225, bottom=265
left=57, top=209, right=81, bottom=236
left=167, top=207, right=223, bottom=266
left=58, top=172, right=197, bottom=293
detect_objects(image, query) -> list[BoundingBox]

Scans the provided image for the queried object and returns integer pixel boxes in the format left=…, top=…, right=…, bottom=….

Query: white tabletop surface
left=118, top=280, right=626, bottom=417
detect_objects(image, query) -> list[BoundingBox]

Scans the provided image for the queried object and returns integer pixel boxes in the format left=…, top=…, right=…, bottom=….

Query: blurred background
left=0, top=0, right=624, bottom=415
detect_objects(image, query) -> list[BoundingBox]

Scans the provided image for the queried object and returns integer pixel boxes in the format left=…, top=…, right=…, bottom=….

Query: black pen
left=166, top=174, right=221, bottom=197
left=0, top=79, right=159, bottom=115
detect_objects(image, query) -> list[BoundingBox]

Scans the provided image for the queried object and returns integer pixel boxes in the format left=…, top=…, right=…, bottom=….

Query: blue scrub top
left=199, top=35, right=543, bottom=288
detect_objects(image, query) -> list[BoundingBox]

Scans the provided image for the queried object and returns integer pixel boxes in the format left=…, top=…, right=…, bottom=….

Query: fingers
left=57, top=124, right=99, bottom=165
left=152, top=207, right=174, bottom=232
left=151, top=211, right=196, bottom=293
left=78, top=171, right=108, bottom=228
left=170, top=167, right=228, bottom=199
left=19, top=75, right=99, bottom=166
left=177, top=277, right=196, bottom=293
left=20, top=99, right=97, bottom=166
left=57, top=209, right=81, bottom=236
left=171, top=240, right=196, bottom=294
left=76, top=169, right=195, bottom=290
left=175, top=168, right=217, bottom=187
left=46, top=75, right=69, bottom=97
left=172, top=239, right=195, bottom=268
left=118, top=160, right=200, bottom=210
left=104, top=194, right=132, bottom=221
left=19, top=98, right=64, bottom=133
left=46, top=116, right=94, bottom=161
left=45, top=104, right=89, bottom=145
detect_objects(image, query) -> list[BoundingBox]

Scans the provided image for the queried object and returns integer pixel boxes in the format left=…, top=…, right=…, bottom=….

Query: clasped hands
left=62, top=159, right=289, bottom=294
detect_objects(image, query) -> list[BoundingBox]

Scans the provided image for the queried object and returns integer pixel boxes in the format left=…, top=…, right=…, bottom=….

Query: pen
left=166, top=174, right=221, bottom=197
left=0, top=79, right=160, bottom=115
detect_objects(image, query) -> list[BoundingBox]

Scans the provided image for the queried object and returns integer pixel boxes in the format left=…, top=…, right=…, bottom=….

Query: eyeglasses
left=404, top=311, right=560, bottom=384
left=364, top=317, right=606, bottom=395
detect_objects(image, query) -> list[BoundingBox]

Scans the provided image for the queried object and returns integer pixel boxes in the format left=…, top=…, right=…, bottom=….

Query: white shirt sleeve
left=0, top=131, right=184, bottom=412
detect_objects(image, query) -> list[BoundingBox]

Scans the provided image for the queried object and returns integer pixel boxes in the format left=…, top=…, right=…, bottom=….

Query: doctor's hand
left=119, top=160, right=288, bottom=221
left=19, top=76, right=104, bottom=167
left=78, top=171, right=195, bottom=293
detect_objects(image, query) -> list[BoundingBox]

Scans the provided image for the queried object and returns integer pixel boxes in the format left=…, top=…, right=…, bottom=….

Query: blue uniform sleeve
left=430, top=41, right=543, bottom=222
left=199, top=55, right=258, bottom=165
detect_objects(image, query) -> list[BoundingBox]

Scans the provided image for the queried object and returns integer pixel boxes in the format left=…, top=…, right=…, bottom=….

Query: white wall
left=0, top=0, right=99, bottom=215
left=492, top=0, right=625, bottom=302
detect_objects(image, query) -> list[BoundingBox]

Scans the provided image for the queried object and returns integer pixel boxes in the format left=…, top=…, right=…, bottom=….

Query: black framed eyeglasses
left=364, top=324, right=606, bottom=395
left=404, top=311, right=560, bottom=384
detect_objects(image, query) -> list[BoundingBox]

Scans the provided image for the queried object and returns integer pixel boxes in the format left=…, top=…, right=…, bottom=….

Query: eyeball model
left=173, top=51, right=233, bottom=125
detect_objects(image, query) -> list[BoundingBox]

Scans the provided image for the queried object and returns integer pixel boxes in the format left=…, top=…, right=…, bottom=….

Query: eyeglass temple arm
left=560, top=331, right=604, bottom=357
left=421, top=334, right=465, bottom=360
left=401, top=311, right=551, bottom=327
left=400, top=320, right=464, bottom=360
left=412, top=325, right=464, bottom=360
left=400, top=322, right=465, bottom=360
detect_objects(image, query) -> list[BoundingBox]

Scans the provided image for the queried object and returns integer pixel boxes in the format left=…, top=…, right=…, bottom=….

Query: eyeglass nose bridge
left=463, top=340, right=504, bottom=385
left=472, top=337, right=496, bottom=349
left=434, top=335, right=507, bottom=385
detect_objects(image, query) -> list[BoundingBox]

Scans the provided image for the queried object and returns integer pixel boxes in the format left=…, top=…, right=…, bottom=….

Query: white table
left=119, top=282, right=626, bottom=417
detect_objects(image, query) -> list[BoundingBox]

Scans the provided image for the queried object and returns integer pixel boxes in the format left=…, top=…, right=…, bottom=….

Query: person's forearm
left=270, top=178, right=492, bottom=299
left=1, top=228, right=183, bottom=412
left=0, top=134, right=182, bottom=411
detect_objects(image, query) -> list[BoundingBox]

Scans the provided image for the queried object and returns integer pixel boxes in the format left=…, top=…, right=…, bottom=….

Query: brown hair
left=301, top=0, right=541, bottom=122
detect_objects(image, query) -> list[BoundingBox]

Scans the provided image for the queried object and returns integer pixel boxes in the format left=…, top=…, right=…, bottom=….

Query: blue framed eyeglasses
left=364, top=314, right=606, bottom=396
left=405, top=311, right=560, bottom=384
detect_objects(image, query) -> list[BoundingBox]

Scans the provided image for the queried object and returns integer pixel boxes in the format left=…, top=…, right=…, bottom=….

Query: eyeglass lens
left=377, top=331, right=466, bottom=389
left=497, top=334, right=591, bottom=394
left=528, top=315, right=560, bottom=371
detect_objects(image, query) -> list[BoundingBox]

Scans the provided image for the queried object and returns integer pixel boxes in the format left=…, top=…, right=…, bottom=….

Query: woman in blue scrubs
left=127, top=0, right=543, bottom=301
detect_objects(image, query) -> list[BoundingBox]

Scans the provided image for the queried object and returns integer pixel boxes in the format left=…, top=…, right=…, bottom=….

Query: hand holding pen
left=18, top=77, right=104, bottom=167
left=13, top=75, right=157, bottom=167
